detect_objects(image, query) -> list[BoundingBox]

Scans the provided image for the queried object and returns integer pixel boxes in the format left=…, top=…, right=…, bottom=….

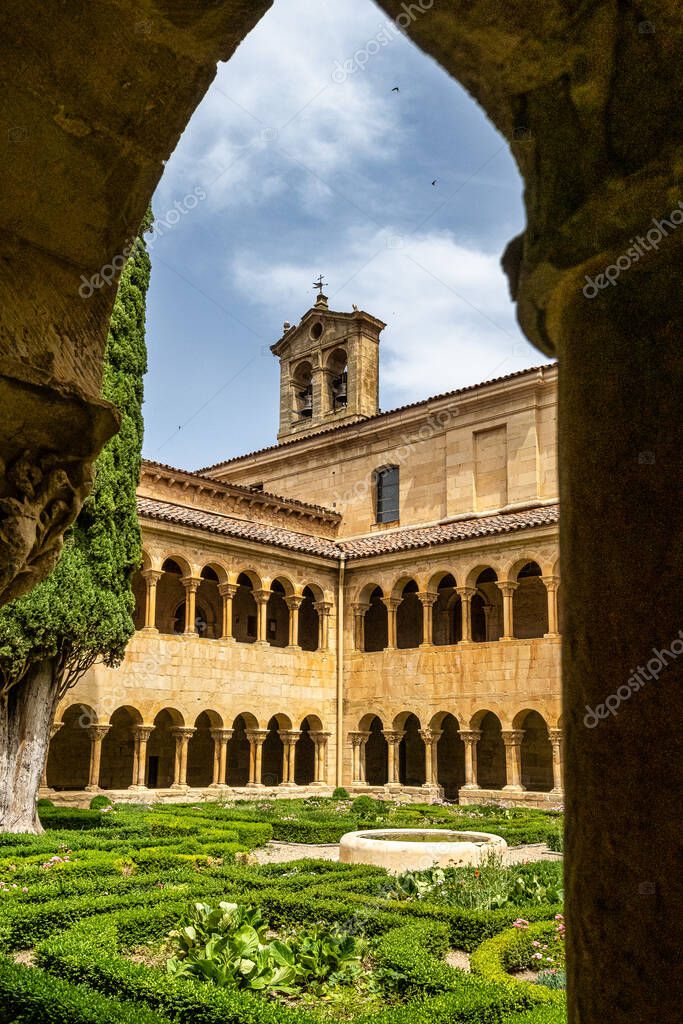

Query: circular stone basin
left=339, top=828, right=507, bottom=873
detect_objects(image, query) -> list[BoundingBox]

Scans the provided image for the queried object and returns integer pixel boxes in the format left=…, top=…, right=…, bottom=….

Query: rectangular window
left=375, top=465, right=400, bottom=523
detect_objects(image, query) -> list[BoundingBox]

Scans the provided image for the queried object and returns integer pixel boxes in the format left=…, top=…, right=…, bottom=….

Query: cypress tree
left=0, top=220, right=150, bottom=832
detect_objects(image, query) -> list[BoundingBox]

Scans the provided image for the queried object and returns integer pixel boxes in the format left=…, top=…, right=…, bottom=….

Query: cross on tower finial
left=313, top=274, right=327, bottom=297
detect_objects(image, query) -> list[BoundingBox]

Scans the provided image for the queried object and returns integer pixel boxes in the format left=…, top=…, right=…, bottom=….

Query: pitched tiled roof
left=137, top=497, right=341, bottom=559
left=198, top=363, right=557, bottom=474
left=340, top=505, right=560, bottom=560
left=138, top=496, right=559, bottom=562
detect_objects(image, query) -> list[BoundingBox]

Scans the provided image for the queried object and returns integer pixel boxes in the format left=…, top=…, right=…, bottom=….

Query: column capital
left=218, top=582, right=238, bottom=598
left=285, top=595, right=304, bottom=611
left=181, top=575, right=202, bottom=593
left=309, top=730, right=331, bottom=743
left=87, top=725, right=110, bottom=741
left=455, top=586, right=476, bottom=599
left=280, top=729, right=302, bottom=743
left=246, top=728, right=269, bottom=745
left=459, top=729, right=482, bottom=744
left=541, top=574, right=560, bottom=590
left=383, top=596, right=401, bottom=611
left=254, top=588, right=271, bottom=605
left=501, top=729, right=525, bottom=744
left=496, top=580, right=518, bottom=595
left=548, top=727, right=563, bottom=743
left=382, top=729, right=404, bottom=744
left=419, top=727, right=442, bottom=745
left=141, top=568, right=163, bottom=583
left=348, top=730, right=370, bottom=747
left=210, top=728, right=234, bottom=743
left=417, top=591, right=439, bottom=607
left=171, top=726, right=196, bottom=740
left=314, top=600, right=333, bottom=615
left=352, top=601, right=370, bottom=614
left=133, top=725, right=154, bottom=740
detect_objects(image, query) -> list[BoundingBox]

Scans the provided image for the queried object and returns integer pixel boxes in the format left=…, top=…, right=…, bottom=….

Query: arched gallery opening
left=398, top=713, right=425, bottom=786
left=364, top=587, right=388, bottom=651
left=364, top=715, right=388, bottom=786
left=99, top=707, right=140, bottom=789
left=46, top=705, right=92, bottom=790
left=435, top=713, right=465, bottom=799
left=227, top=714, right=253, bottom=786
left=475, top=711, right=506, bottom=789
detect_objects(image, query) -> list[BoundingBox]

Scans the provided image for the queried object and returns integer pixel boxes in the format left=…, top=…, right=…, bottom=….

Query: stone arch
left=234, top=571, right=259, bottom=643
left=513, top=708, right=554, bottom=791
left=155, top=556, right=190, bottom=634
left=292, top=359, right=314, bottom=419
left=432, top=711, right=465, bottom=800
left=146, top=708, right=184, bottom=789
left=227, top=713, right=256, bottom=787
left=262, top=714, right=289, bottom=786
left=396, top=712, right=425, bottom=787
left=364, top=715, right=388, bottom=786
left=294, top=714, right=319, bottom=785
left=364, top=585, right=388, bottom=652
left=512, top=561, right=548, bottom=638
left=472, top=567, right=503, bottom=641
left=432, top=572, right=461, bottom=645
left=99, top=706, right=142, bottom=790
left=194, top=563, right=226, bottom=639
left=326, top=346, right=348, bottom=414
left=472, top=710, right=506, bottom=789
left=298, top=584, right=320, bottom=651
left=396, top=578, right=423, bottom=649
left=46, top=704, right=94, bottom=790
left=187, top=709, right=223, bottom=788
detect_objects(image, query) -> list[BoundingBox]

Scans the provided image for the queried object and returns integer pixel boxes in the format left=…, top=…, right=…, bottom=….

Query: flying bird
left=431, top=179, right=439, bottom=187
left=392, top=86, right=400, bottom=92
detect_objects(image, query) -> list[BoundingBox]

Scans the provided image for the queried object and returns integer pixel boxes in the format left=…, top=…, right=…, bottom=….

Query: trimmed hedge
left=470, top=922, right=565, bottom=1005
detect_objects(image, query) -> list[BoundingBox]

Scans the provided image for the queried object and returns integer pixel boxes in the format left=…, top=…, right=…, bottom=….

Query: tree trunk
left=0, top=660, right=59, bottom=833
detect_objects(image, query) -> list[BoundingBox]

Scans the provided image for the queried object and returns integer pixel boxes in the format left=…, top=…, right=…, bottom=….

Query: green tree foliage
left=0, top=223, right=150, bottom=693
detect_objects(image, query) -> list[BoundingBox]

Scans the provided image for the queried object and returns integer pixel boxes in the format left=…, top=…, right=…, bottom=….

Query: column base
left=208, top=782, right=229, bottom=790
left=170, top=783, right=190, bottom=791
left=458, top=639, right=474, bottom=645
left=278, top=781, right=298, bottom=789
left=140, top=626, right=159, bottom=635
left=310, top=780, right=327, bottom=788
left=385, top=781, right=402, bottom=792
left=550, top=787, right=564, bottom=797
left=544, top=632, right=561, bottom=639
left=127, top=785, right=148, bottom=792
left=219, top=636, right=236, bottom=644
left=246, top=782, right=265, bottom=789
left=503, top=784, right=526, bottom=792
left=84, top=785, right=100, bottom=793
left=499, top=636, right=516, bottom=642
left=183, top=630, right=198, bottom=637
left=285, top=645, right=301, bottom=652
left=254, top=641, right=269, bottom=649
left=460, top=783, right=481, bottom=791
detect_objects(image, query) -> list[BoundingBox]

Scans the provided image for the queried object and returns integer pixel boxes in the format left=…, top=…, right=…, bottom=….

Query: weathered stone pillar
left=483, top=604, right=494, bottom=641
left=459, top=729, right=481, bottom=790
left=254, top=590, right=270, bottom=646
left=85, top=725, right=109, bottom=792
left=218, top=583, right=237, bottom=641
left=419, top=728, right=441, bottom=785
left=279, top=730, right=300, bottom=785
left=456, top=587, right=475, bottom=643
left=314, top=600, right=332, bottom=650
left=41, top=721, right=63, bottom=789
left=417, top=592, right=437, bottom=647
left=246, top=729, right=267, bottom=787
left=181, top=576, right=201, bottom=635
left=210, top=728, right=233, bottom=787
left=501, top=730, right=525, bottom=791
left=384, top=597, right=400, bottom=650
left=131, top=725, right=153, bottom=789
left=171, top=727, right=195, bottom=789
left=548, top=727, right=563, bottom=795
left=311, top=731, right=330, bottom=785
left=349, top=731, right=369, bottom=784
left=541, top=576, right=560, bottom=637
left=352, top=603, right=369, bottom=651
left=497, top=582, right=517, bottom=640
left=383, top=729, right=403, bottom=786
left=285, top=595, right=303, bottom=649
left=142, top=569, right=162, bottom=631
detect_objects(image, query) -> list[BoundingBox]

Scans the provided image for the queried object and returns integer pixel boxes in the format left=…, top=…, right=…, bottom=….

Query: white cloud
left=231, top=225, right=541, bottom=405
left=156, top=0, right=403, bottom=212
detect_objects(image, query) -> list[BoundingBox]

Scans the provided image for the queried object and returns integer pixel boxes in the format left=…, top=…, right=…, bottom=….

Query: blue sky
left=144, top=0, right=537, bottom=471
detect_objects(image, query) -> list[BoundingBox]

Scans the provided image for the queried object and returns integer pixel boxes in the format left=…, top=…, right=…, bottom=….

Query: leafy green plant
left=331, top=788, right=349, bottom=800
left=89, top=796, right=113, bottom=811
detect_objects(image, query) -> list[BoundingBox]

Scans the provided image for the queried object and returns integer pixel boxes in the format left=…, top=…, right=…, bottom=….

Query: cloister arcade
left=348, top=707, right=562, bottom=798
left=45, top=706, right=331, bottom=793
left=131, top=552, right=331, bottom=651
left=352, top=560, right=559, bottom=652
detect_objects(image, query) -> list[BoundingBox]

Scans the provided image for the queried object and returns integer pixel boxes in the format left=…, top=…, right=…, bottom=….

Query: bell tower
left=270, top=282, right=385, bottom=442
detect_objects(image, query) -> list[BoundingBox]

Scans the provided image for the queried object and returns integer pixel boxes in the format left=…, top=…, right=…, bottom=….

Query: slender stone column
left=541, top=576, right=560, bottom=637
left=218, top=583, right=237, bottom=641
left=41, top=721, right=63, bottom=789
left=254, top=590, right=270, bottom=646
left=502, top=729, right=525, bottom=791
left=314, top=601, right=332, bottom=650
left=131, top=725, right=154, bottom=789
left=310, top=731, right=330, bottom=785
left=384, top=597, right=400, bottom=650
left=497, top=582, right=517, bottom=640
left=458, top=729, right=481, bottom=790
left=383, top=729, right=403, bottom=786
left=285, top=595, right=303, bottom=648
left=181, top=576, right=201, bottom=635
left=456, top=586, right=475, bottom=643
left=210, top=728, right=233, bottom=787
left=279, top=730, right=300, bottom=785
left=352, top=603, right=369, bottom=650
left=548, top=728, right=564, bottom=794
left=483, top=604, right=494, bottom=641
left=417, top=592, right=438, bottom=647
left=85, top=725, right=110, bottom=791
left=171, top=727, right=195, bottom=788
left=141, top=569, right=162, bottom=631
left=420, top=728, right=441, bottom=785
left=246, top=729, right=268, bottom=786
left=349, top=731, right=369, bottom=783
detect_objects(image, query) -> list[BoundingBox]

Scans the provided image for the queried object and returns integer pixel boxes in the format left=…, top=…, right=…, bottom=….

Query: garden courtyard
left=0, top=796, right=565, bottom=1023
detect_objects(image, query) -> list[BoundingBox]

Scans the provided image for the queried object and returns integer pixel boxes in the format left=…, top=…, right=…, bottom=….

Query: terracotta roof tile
left=340, top=504, right=560, bottom=559
left=138, top=496, right=559, bottom=562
